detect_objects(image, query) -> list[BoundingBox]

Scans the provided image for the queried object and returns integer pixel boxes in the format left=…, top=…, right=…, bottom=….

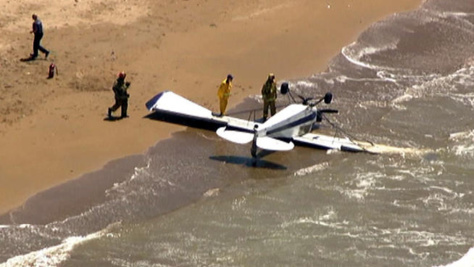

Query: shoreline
left=0, top=0, right=423, bottom=216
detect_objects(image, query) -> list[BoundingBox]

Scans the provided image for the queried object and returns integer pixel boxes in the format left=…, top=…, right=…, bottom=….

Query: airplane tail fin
left=256, top=137, right=294, bottom=151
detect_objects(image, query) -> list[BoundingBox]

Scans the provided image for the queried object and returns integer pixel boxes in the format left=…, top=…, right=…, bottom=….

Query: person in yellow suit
left=217, top=74, right=233, bottom=116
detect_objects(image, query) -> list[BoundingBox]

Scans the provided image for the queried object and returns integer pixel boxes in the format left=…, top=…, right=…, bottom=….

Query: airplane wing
left=146, top=91, right=261, bottom=131
left=146, top=90, right=213, bottom=119
left=293, top=133, right=366, bottom=152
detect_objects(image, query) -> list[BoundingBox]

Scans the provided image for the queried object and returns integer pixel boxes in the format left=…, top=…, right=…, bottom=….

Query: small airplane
left=145, top=83, right=374, bottom=158
left=216, top=83, right=345, bottom=157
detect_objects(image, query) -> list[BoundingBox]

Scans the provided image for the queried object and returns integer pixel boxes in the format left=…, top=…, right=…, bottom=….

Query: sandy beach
left=0, top=0, right=422, bottom=215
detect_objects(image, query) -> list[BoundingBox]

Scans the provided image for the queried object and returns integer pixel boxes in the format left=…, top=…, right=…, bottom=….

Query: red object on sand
left=48, top=63, right=56, bottom=78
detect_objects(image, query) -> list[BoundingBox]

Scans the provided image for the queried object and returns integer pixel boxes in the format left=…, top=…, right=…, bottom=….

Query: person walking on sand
left=217, top=74, right=233, bottom=117
left=108, top=71, right=131, bottom=119
left=261, top=73, right=277, bottom=121
left=30, top=14, right=50, bottom=60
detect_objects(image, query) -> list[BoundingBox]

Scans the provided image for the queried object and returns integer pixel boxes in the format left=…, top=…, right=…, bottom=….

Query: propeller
left=298, top=95, right=314, bottom=105
left=297, top=92, right=332, bottom=106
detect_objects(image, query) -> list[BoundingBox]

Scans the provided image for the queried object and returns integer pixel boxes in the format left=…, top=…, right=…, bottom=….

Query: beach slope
left=0, top=0, right=422, bottom=215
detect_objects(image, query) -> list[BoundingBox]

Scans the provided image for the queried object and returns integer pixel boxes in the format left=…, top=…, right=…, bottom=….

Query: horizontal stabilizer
left=216, top=127, right=254, bottom=144
left=257, top=137, right=294, bottom=151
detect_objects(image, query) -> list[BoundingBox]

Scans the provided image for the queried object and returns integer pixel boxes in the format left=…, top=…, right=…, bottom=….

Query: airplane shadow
left=209, top=155, right=287, bottom=170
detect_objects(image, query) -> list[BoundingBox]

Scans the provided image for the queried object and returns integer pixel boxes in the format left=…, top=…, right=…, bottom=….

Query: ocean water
left=2, top=0, right=474, bottom=266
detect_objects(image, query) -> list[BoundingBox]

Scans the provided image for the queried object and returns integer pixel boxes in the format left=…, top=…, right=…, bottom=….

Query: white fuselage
left=256, top=104, right=317, bottom=139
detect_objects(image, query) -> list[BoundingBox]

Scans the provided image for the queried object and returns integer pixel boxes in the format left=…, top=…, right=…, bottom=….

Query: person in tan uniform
left=261, top=73, right=277, bottom=121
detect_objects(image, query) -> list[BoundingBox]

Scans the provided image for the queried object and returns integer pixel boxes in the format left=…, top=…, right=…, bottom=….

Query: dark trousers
left=110, top=98, right=128, bottom=117
left=263, top=99, right=276, bottom=118
left=32, top=33, right=48, bottom=58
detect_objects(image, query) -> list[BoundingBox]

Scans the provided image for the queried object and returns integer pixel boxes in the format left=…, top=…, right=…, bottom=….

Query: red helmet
left=118, top=71, right=126, bottom=79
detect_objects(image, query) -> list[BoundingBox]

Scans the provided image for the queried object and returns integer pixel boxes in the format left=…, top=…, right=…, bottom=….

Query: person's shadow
left=103, top=116, right=125, bottom=122
left=20, top=55, right=49, bottom=62
left=20, top=57, right=36, bottom=62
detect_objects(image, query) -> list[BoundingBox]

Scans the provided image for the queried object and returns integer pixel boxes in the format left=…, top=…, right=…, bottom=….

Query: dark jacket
left=113, top=79, right=130, bottom=100
left=262, top=79, right=277, bottom=101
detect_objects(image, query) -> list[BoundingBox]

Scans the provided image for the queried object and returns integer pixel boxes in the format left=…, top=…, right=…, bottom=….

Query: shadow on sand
left=104, top=117, right=123, bottom=121
left=103, top=116, right=129, bottom=122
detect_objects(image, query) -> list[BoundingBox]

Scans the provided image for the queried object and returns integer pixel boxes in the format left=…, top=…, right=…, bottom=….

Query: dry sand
left=0, top=0, right=422, bottom=215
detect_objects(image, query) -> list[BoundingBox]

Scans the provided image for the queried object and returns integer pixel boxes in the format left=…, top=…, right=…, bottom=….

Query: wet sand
left=0, top=0, right=422, bottom=215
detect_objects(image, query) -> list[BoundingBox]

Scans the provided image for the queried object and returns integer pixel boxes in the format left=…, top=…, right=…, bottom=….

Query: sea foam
left=435, top=247, right=474, bottom=267
left=1, top=231, right=105, bottom=267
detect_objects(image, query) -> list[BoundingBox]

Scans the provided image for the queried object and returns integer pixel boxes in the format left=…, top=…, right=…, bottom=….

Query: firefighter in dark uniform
left=261, top=73, right=277, bottom=121
left=108, top=71, right=131, bottom=118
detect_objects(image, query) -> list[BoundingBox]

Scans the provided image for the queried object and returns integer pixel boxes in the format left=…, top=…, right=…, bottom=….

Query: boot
left=108, top=108, right=112, bottom=118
